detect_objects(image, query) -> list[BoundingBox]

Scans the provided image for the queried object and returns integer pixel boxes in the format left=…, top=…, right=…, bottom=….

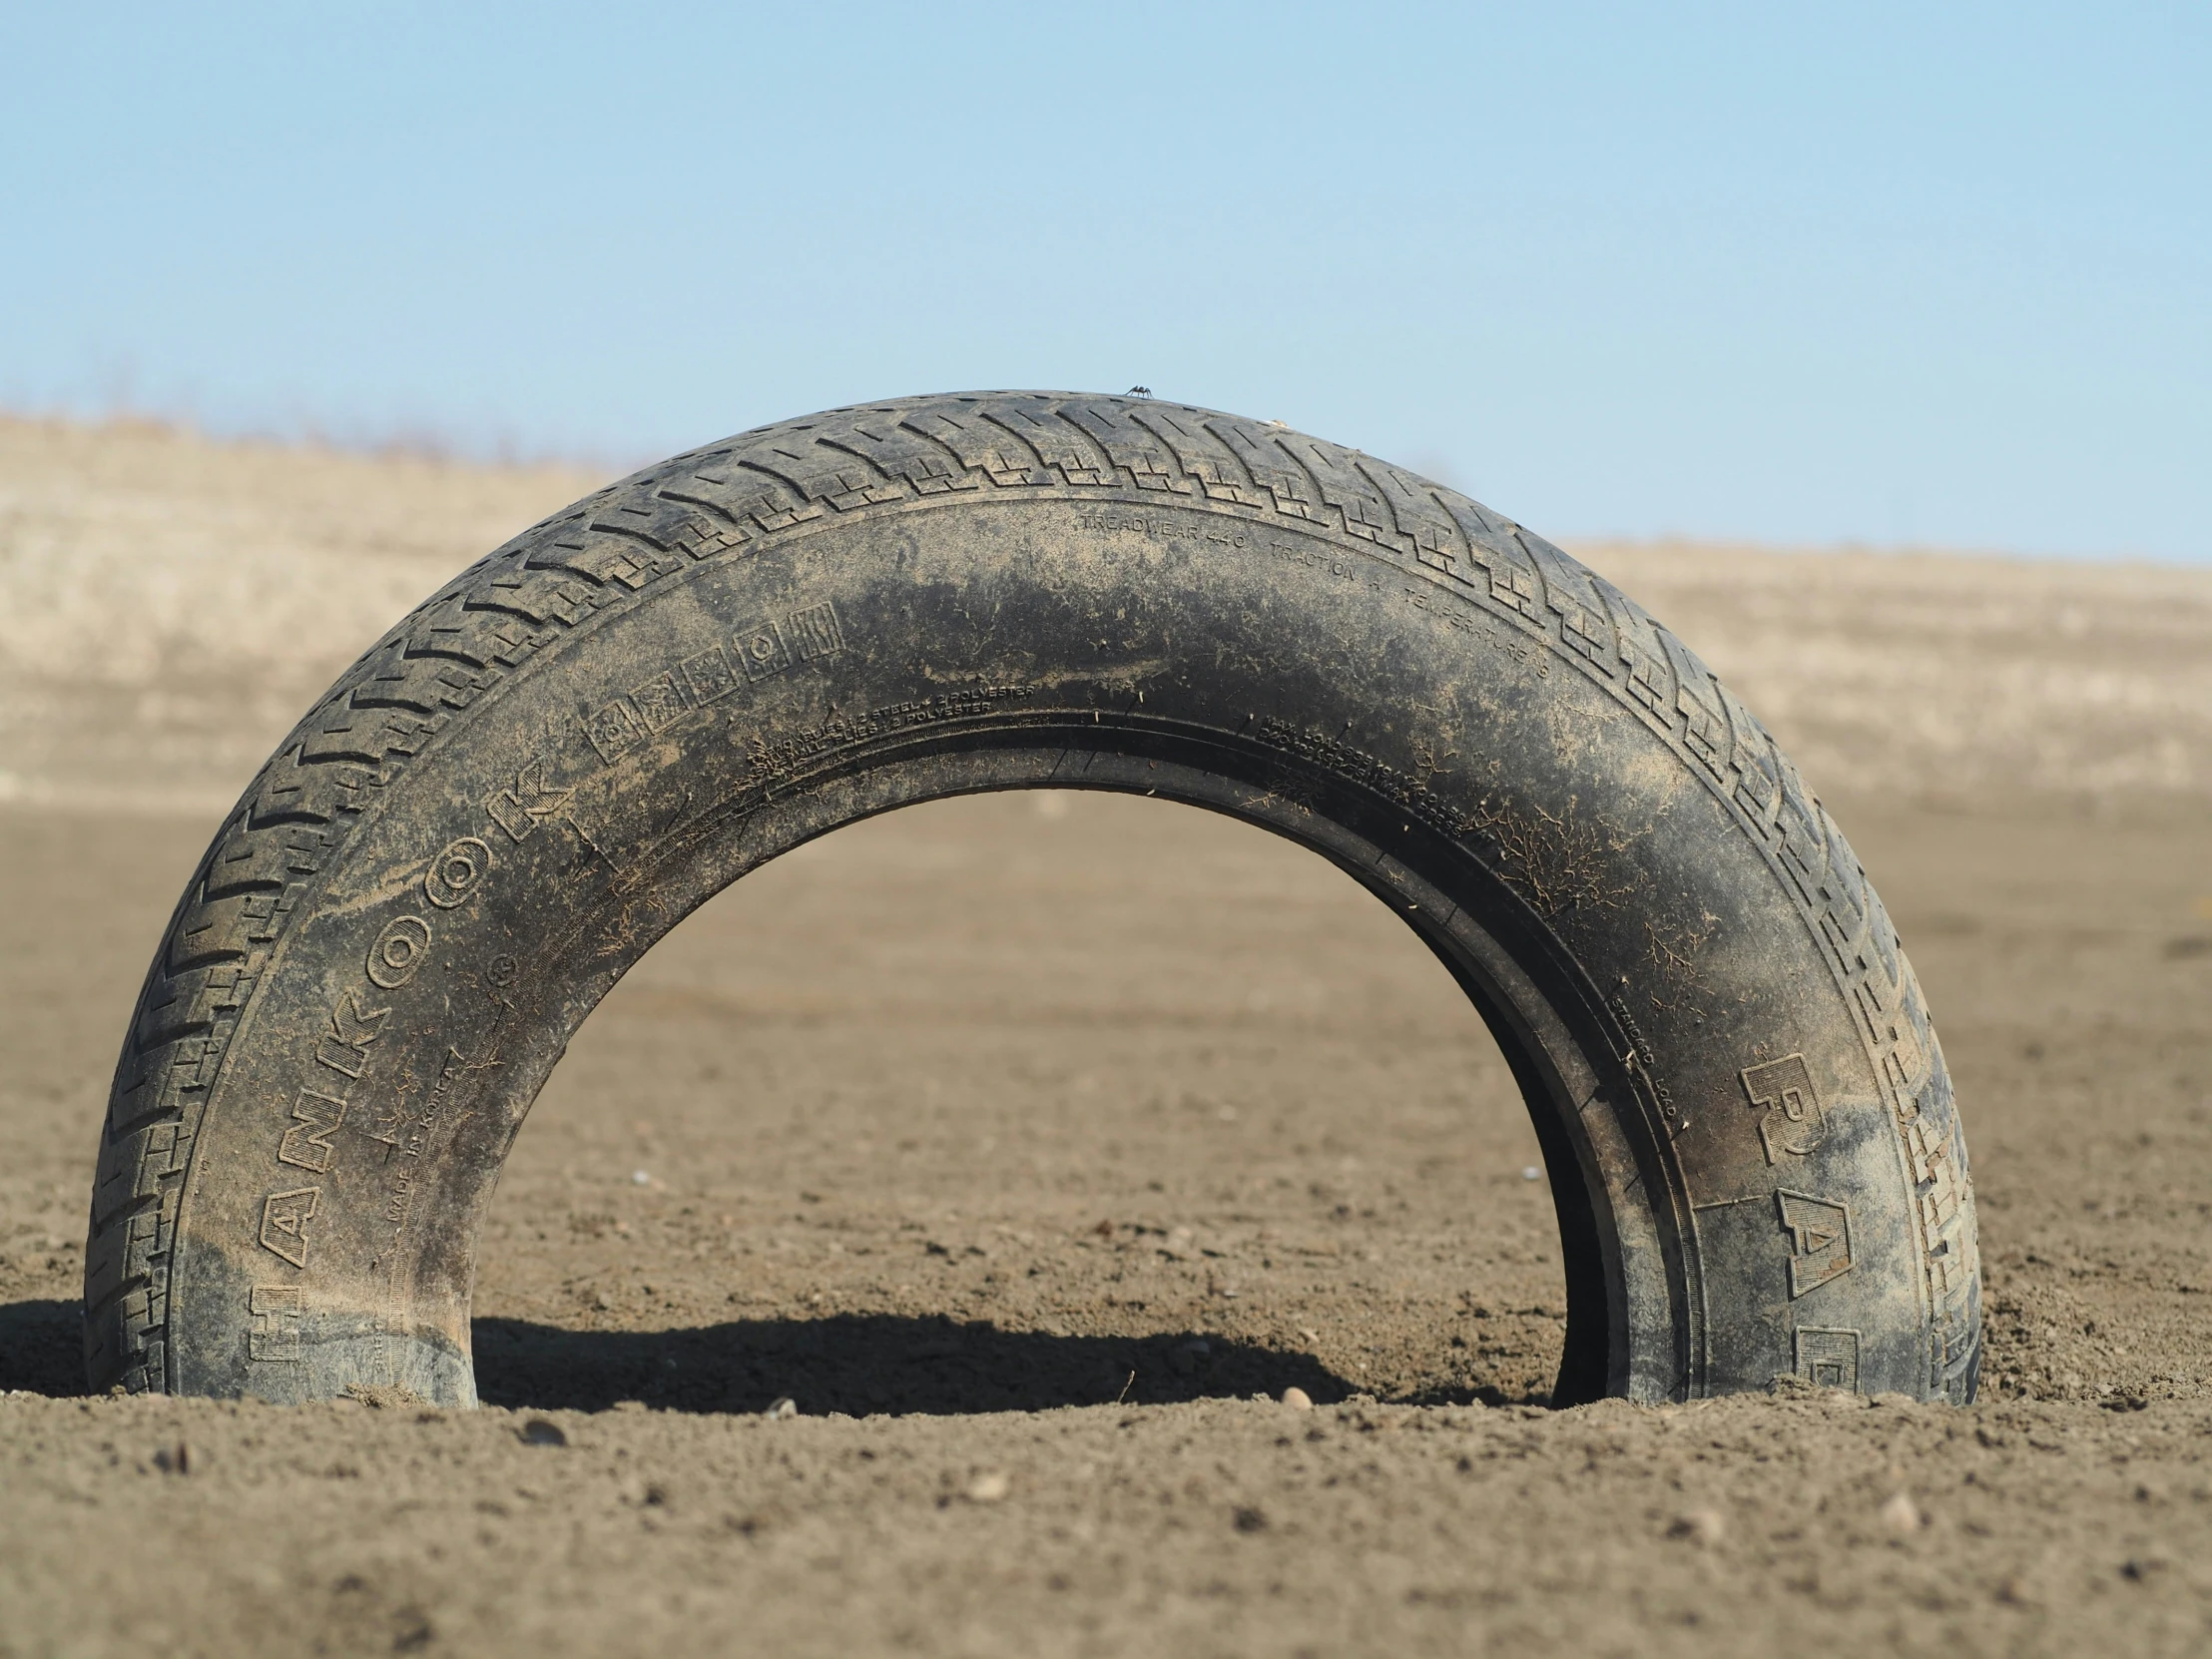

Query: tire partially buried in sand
left=83, top=392, right=1981, bottom=1407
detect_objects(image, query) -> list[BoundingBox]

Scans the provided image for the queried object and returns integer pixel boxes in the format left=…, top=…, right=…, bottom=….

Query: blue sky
left=2, top=3, right=2205, bottom=560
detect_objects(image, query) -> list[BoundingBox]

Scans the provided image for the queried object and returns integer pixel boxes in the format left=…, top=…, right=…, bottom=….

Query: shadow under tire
left=83, top=391, right=1980, bottom=1406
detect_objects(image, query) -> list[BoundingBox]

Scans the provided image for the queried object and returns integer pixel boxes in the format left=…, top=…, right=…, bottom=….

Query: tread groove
left=104, top=1106, right=186, bottom=1144
left=127, top=1018, right=213, bottom=1060
left=84, top=1273, right=152, bottom=1323
left=163, top=946, right=248, bottom=975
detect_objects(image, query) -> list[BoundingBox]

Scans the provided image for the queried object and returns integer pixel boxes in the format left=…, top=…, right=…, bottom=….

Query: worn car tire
left=83, top=391, right=1979, bottom=1407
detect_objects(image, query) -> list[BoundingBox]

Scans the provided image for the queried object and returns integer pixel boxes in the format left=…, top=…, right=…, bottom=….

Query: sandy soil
left=2, top=417, right=2210, bottom=1655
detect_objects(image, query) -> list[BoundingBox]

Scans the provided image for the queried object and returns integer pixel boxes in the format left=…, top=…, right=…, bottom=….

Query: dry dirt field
left=2, top=416, right=2211, bottom=1656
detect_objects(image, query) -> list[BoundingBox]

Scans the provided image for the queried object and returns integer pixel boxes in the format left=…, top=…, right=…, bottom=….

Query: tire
left=82, top=391, right=1980, bottom=1407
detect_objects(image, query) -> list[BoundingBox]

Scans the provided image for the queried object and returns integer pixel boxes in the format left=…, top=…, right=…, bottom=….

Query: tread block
left=1361, top=461, right=1463, bottom=575
left=831, top=422, right=980, bottom=495
left=746, top=442, right=907, bottom=513
left=1521, top=531, right=1617, bottom=669
left=1061, top=402, right=1193, bottom=494
left=526, top=533, right=673, bottom=591
left=1212, top=422, right=1325, bottom=521
left=1279, top=436, right=1395, bottom=545
left=690, top=463, right=829, bottom=534
left=900, top=409, right=1051, bottom=487
left=1132, top=407, right=1261, bottom=504
left=597, top=493, right=752, bottom=560
left=985, top=400, right=1114, bottom=487
left=1437, top=497, right=1542, bottom=618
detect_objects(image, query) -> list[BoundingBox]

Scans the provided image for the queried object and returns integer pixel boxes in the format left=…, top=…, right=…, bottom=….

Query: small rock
left=1667, top=1507, right=1725, bottom=1546
left=765, top=1396, right=799, bottom=1420
left=966, top=1471, right=1009, bottom=1503
left=1520, top=1166, right=1542, bottom=1182
left=344, top=1383, right=427, bottom=1411
left=153, top=1441, right=193, bottom=1475
left=1880, top=1491, right=1923, bottom=1532
left=1233, top=1505, right=1268, bottom=1533
left=519, top=1418, right=567, bottom=1447
left=632, top=1169, right=652, bottom=1186
left=1281, top=1386, right=1314, bottom=1410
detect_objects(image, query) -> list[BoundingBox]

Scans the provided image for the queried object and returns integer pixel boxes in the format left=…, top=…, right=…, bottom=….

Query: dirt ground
left=3, top=417, right=2211, bottom=1656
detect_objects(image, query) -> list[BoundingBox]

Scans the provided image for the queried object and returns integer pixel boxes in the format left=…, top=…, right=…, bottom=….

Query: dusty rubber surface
left=3, top=422, right=2211, bottom=1653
